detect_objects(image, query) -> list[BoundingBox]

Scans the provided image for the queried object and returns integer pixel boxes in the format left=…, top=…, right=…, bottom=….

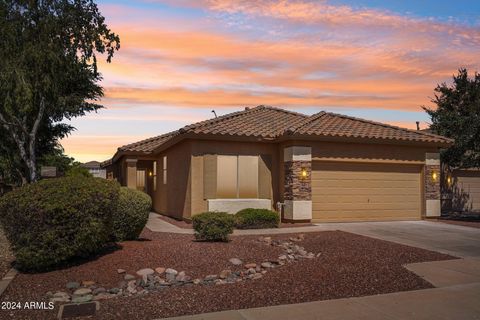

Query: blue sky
left=61, top=0, right=480, bottom=161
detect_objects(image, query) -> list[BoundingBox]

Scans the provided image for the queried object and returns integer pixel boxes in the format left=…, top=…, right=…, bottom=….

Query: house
left=81, top=161, right=106, bottom=179
left=442, top=168, right=480, bottom=213
left=102, top=105, right=453, bottom=223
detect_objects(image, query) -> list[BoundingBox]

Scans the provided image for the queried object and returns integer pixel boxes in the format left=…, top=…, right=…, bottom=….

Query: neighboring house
left=102, top=105, right=453, bottom=223
left=81, top=161, right=106, bottom=179
left=442, top=168, right=480, bottom=213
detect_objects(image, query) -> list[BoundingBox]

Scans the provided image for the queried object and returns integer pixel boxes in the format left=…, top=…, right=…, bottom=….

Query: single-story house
left=102, top=105, right=453, bottom=223
left=81, top=161, right=107, bottom=179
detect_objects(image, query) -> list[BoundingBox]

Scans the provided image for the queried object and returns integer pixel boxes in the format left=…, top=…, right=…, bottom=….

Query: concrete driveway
left=315, top=220, right=480, bottom=258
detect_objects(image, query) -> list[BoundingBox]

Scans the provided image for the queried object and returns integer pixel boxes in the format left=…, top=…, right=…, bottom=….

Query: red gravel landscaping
left=2, top=230, right=455, bottom=319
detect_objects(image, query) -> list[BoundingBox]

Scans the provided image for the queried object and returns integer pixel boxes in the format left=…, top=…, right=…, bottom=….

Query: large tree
left=423, top=68, right=480, bottom=169
left=0, top=0, right=119, bottom=183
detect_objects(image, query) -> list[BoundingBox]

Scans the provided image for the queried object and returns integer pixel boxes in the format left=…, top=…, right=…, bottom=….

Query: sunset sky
left=60, top=0, right=480, bottom=162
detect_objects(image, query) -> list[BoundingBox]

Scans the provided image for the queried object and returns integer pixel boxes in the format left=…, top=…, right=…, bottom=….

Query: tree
left=0, top=0, right=120, bottom=183
left=423, top=68, right=480, bottom=169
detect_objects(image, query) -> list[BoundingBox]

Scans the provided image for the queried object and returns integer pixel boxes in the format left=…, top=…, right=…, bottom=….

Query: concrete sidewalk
left=161, top=258, right=480, bottom=320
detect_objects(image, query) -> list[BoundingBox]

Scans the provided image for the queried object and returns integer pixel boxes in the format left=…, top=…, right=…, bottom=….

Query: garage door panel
left=317, top=179, right=419, bottom=188
left=312, top=162, right=422, bottom=221
left=312, top=188, right=419, bottom=196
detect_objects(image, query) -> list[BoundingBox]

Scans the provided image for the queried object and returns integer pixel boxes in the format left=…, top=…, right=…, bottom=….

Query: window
left=152, top=161, right=157, bottom=191
left=216, top=155, right=258, bottom=198
left=136, top=169, right=146, bottom=192
left=162, top=156, right=167, bottom=185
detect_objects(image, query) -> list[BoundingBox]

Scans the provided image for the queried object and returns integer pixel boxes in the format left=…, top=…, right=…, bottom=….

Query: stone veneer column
left=425, top=153, right=441, bottom=217
left=125, top=158, right=138, bottom=190
left=283, top=146, right=312, bottom=221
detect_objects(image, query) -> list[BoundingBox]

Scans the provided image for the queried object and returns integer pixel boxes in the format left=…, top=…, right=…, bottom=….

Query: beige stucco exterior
left=105, top=136, right=445, bottom=222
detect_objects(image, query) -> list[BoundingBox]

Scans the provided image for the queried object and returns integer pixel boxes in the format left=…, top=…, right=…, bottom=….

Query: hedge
left=0, top=176, right=119, bottom=271
left=112, top=187, right=151, bottom=241
left=235, top=208, right=279, bottom=229
left=192, top=212, right=235, bottom=241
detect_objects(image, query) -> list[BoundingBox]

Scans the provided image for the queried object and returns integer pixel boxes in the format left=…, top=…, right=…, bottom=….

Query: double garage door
left=312, top=162, right=422, bottom=222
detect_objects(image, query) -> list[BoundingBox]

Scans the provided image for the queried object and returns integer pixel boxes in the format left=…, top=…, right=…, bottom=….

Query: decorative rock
left=73, top=288, right=92, bottom=296
left=249, top=273, right=263, bottom=280
left=193, top=278, right=202, bottom=285
left=124, top=274, right=135, bottom=281
left=93, top=293, right=114, bottom=301
left=136, top=268, right=155, bottom=277
left=244, top=263, right=256, bottom=269
left=261, top=262, right=273, bottom=268
left=204, top=274, right=218, bottom=281
left=93, top=287, right=106, bottom=295
left=261, top=270, right=267, bottom=274
left=117, top=269, right=126, bottom=274
left=108, top=288, right=120, bottom=294
left=176, top=271, right=189, bottom=282
left=247, top=268, right=256, bottom=274
left=155, top=267, right=166, bottom=274
left=51, top=291, right=70, bottom=303
left=81, top=280, right=95, bottom=287
left=66, top=282, right=80, bottom=290
left=166, top=268, right=178, bottom=282
left=219, top=269, right=232, bottom=279
left=317, top=253, right=322, bottom=257
left=72, top=294, right=93, bottom=303
left=229, top=258, right=243, bottom=266
left=214, top=279, right=226, bottom=285
left=278, top=255, right=287, bottom=260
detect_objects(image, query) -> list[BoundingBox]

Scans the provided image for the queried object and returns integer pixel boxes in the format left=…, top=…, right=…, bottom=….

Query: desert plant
left=192, top=211, right=235, bottom=241
left=112, top=187, right=151, bottom=241
left=235, top=208, right=279, bottom=229
left=0, top=176, right=119, bottom=271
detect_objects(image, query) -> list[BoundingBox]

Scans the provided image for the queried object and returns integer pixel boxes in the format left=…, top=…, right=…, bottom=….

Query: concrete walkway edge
left=0, top=268, right=17, bottom=297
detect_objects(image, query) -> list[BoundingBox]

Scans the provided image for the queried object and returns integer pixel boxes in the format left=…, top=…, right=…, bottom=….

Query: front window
left=216, top=155, right=258, bottom=198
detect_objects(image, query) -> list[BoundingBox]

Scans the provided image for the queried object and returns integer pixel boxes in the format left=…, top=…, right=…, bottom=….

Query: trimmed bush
left=0, top=176, right=119, bottom=271
left=192, top=212, right=235, bottom=241
left=112, top=187, right=151, bottom=241
left=235, top=208, right=280, bottom=229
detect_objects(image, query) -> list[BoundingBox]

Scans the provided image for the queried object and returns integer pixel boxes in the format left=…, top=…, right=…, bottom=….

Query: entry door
left=136, top=169, right=146, bottom=192
left=312, top=162, right=422, bottom=222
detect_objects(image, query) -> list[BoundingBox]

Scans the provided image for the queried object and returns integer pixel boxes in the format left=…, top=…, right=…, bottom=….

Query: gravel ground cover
left=0, top=227, right=14, bottom=279
left=2, top=230, right=454, bottom=319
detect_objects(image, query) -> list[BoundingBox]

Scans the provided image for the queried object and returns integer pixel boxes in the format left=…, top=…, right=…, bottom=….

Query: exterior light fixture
left=447, top=176, right=452, bottom=185
left=148, top=171, right=153, bottom=177
left=300, top=168, right=308, bottom=179
left=431, top=171, right=438, bottom=181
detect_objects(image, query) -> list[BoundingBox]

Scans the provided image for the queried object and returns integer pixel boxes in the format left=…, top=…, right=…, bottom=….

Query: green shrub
left=0, top=176, right=119, bottom=271
left=192, top=212, right=235, bottom=241
left=112, top=187, right=151, bottom=241
left=235, top=208, right=279, bottom=229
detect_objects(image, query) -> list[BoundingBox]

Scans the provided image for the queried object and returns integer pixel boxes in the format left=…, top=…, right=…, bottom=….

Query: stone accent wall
left=284, top=161, right=311, bottom=201
left=425, top=164, right=440, bottom=200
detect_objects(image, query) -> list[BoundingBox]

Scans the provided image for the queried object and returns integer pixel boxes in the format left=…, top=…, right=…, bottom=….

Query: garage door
left=451, top=170, right=480, bottom=212
left=312, top=162, right=422, bottom=222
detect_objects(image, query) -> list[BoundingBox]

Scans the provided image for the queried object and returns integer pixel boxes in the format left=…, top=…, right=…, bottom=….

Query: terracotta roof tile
left=115, top=106, right=452, bottom=156
left=118, top=131, right=179, bottom=153
left=290, top=112, right=452, bottom=144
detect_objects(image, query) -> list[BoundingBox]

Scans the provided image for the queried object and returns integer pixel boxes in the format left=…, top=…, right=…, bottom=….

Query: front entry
left=136, top=169, right=146, bottom=192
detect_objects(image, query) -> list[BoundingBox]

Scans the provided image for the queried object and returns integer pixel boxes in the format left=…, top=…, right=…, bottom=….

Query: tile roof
left=114, top=105, right=452, bottom=157
left=291, top=112, right=453, bottom=144
left=180, top=105, right=307, bottom=138
left=118, top=131, right=179, bottom=153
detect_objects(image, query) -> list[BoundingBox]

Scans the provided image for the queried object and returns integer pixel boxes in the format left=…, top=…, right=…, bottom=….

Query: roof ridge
left=323, top=112, right=453, bottom=142
left=180, top=106, right=261, bottom=132
left=288, top=111, right=327, bottom=133
left=257, top=105, right=309, bottom=118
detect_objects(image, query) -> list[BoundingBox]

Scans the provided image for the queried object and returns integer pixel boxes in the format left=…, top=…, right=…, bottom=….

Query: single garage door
left=312, top=162, right=422, bottom=222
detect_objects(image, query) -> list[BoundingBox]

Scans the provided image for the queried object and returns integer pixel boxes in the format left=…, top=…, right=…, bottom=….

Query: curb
left=0, top=268, right=17, bottom=297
